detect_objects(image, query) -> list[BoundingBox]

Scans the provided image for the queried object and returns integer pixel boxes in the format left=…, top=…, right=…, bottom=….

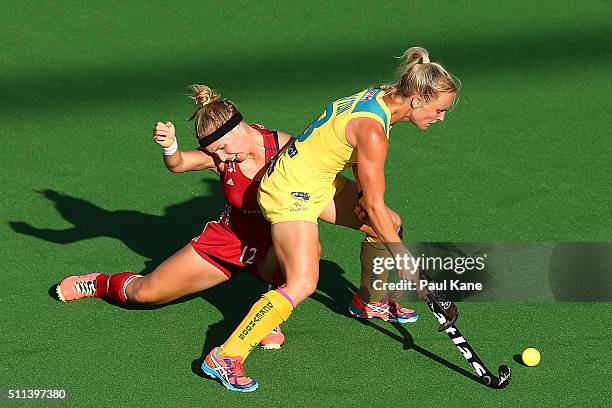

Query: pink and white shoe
left=201, top=347, right=258, bottom=392
left=259, top=326, right=285, bottom=349
left=56, top=273, right=103, bottom=302
left=349, top=292, right=418, bottom=323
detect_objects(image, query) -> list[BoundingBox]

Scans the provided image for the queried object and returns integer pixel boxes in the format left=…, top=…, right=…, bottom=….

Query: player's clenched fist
left=153, top=121, right=176, bottom=148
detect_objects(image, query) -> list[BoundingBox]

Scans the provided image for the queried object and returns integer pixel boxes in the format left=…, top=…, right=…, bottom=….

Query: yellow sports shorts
left=258, top=173, right=348, bottom=225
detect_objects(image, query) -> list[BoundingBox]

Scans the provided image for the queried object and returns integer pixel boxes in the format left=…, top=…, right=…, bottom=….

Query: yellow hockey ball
left=522, top=347, right=541, bottom=366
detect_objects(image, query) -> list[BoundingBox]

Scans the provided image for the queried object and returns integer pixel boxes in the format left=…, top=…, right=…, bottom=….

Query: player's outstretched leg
left=55, top=244, right=229, bottom=305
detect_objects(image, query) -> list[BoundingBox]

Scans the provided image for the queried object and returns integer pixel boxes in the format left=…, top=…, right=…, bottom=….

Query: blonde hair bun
left=190, top=84, right=220, bottom=108
left=402, top=47, right=430, bottom=66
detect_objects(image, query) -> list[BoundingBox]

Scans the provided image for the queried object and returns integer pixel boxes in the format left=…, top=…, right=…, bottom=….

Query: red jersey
left=217, top=124, right=279, bottom=238
left=190, top=124, right=280, bottom=277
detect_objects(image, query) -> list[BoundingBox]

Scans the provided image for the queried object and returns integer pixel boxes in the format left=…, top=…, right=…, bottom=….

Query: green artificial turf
left=1, top=1, right=610, bottom=407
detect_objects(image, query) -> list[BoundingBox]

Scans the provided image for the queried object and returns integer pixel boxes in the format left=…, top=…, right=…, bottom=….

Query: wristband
left=162, top=139, right=178, bottom=156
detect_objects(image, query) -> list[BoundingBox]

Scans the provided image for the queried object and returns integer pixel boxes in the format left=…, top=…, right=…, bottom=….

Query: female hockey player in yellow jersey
left=202, top=46, right=460, bottom=392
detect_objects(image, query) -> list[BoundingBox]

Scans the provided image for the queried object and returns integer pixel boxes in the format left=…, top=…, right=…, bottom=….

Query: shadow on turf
left=376, top=320, right=481, bottom=384
left=513, top=354, right=528, bottom=367
left=10, top=185, right=225, bottom=273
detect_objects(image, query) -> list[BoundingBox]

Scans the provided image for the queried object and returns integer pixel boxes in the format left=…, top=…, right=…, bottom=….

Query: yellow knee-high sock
left=218, top=290, right=293, bottom=360
left=358, top=236, right=391, bottom=303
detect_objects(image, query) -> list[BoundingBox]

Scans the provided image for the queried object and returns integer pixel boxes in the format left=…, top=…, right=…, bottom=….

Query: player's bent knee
left=285, top=277, right=317, bottom=304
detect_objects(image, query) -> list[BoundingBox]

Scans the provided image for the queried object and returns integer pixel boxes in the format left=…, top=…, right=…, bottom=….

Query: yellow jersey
left=258, top=87, right=391, bottom=224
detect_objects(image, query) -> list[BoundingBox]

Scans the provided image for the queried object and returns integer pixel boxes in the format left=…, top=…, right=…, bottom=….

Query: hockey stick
left=360, top=227, right=510, bottom=388
left=425, top=293, right=511, bottom=389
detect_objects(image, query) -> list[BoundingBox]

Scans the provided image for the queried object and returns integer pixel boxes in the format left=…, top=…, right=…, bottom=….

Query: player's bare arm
left=351, top=165, right=402, bottom=235
left=153, top=121, right=216, bottom=173
left=350, top=118, right=400, bottom=243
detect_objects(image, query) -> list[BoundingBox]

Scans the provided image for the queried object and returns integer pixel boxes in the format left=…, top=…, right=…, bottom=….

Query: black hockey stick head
left=482, top=365, right=511, bottom=389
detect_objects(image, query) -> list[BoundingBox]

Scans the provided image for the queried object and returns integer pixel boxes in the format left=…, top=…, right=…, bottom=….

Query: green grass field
left=1, top=1, right=611, bottom=406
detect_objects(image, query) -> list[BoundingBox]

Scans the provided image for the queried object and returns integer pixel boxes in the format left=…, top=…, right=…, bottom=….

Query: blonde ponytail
left=390, top=46, right=459, bottom=103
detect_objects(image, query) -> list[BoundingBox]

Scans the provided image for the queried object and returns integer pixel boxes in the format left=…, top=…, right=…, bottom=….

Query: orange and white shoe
left=349, top=292, right=418, bottom=323
left=201, top=347, right=258, bottom=392
left=56, top=273, right=102, bottom=302
left=259, top=326, right=284, bottom=349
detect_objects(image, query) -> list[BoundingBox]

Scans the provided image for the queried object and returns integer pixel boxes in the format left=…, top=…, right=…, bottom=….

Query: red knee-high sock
left=93, top=274, right=110, bottom=298
left=102, top=272, right=142, bottom=303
